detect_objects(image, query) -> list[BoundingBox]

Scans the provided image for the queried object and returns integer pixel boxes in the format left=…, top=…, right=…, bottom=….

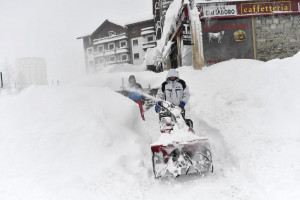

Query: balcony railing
left=94, top=47, right=129, bottom=57
left=93, top=33, right=128, bottom=45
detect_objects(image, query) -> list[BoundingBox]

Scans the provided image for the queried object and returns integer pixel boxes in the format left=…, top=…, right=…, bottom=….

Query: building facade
left=154, top=0, right=300, bottom=69
left=78, top=19, right=156, bottom=73
left=15, top=57, right=48, bottom=90
left=127, top=20, right=157, bottom=65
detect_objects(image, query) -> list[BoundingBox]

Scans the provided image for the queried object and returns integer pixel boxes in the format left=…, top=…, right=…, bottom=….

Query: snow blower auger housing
left=151, top=101, right=213, bottom=178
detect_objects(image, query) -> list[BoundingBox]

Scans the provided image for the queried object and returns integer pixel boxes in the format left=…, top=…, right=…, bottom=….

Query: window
left=97, top=45, right=104, bottom=52
left=108, top=43, right=116, bottom=50
left=108, top=43, right=115, bottom=50
left=87, top=47, right=93, bottom=55
left=134, top=53, right=139, bottom=60
left=108, top=31, right=116, bottom=37
left=121, top=54, right=128, bottom=61
left=120, top=40, right=127, bottom=48
left=148, top=36, right=154, bottom=42
left=109, top=56, right=116, bottom=63
left=133, top=39, right=138, bottom=47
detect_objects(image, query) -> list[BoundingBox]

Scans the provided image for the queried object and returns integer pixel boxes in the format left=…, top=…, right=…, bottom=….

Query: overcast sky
left=0, top=0, right=152, bottom=82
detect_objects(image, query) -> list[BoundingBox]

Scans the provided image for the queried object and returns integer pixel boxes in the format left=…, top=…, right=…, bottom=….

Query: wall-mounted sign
left=198, top=0, right=300, bottom=19
left=182, top=21, right=192, bottom=45
left=241, top=1, right=291, bottom=15
left=203, top=5, right=237, bottom=17
left=202, top=18, right=254, bottom=65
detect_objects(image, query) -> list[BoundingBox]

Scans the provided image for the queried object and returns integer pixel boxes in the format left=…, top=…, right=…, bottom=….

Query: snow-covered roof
left=77, top=34, right=90, bottom=39
left=77, top=19, right=125, bottom=40
left=141, top=27, right=155, bottom=31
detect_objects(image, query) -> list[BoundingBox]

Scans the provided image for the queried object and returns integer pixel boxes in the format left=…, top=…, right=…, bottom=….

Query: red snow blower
left=151, top=101, right=213, bottom=178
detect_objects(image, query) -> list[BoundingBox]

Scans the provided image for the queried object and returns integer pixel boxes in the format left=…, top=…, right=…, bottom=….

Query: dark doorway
left=170, top=41, right=178, bottom=69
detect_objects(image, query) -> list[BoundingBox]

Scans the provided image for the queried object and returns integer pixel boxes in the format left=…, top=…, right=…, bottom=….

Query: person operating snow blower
left=128, top=75, right=145, bottom=121
left=151, top=69, right=212, bottom=178
left=155, top=69, right=192, bottom=126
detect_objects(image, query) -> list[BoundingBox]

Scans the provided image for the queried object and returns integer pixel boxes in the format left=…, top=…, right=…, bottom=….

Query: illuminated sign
left=241, top=1, right=291, bottom=15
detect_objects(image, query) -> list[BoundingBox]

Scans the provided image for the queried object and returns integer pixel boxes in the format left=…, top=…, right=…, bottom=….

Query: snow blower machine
left=151, top=101, right=213, bottom=178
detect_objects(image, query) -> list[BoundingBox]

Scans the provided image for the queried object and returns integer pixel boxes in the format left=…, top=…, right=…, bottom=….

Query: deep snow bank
left=185, top=54, right=300, bottom=199
left=0, top=86, right=153, bottom=200
left=1, top=52, right=300, bottom=200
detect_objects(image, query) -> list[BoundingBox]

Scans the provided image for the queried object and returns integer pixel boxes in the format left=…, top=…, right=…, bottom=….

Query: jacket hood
left=129, top=75, right=136, bottom=82
left=166, top=69, right=179, bottom=80
left=129, top=75, right=137, bottom=87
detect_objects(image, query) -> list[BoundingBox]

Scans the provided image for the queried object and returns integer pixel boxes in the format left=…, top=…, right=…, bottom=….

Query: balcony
left=141, top=27, right=155, bottom=36
left=93, top=33, right=128, bottom=45
left=142, top=41, right=157, bottom=50
left=94, top=47, right=129, bottom=57
left=94, top=58, right=130, bottom=69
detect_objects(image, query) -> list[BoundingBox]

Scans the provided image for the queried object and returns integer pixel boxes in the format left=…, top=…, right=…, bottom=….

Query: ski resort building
left=127, top=19, right=157, bottom=65
left=77, top=19, right=156, bottom=73
left=153, top=0, right=300, bottom=70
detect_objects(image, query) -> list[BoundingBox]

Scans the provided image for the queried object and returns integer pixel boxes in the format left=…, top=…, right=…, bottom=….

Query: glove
left=179, top=101, right=186, bottom=109
left=155, top=102, right=160, bottom=113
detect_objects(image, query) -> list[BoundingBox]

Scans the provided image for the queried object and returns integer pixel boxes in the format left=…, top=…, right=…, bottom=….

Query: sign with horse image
left=202, top=18, right=254, bottom=65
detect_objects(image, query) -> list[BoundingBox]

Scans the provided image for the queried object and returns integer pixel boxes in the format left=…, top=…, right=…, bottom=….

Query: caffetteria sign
left=241, top=1, right=291, bottom=15
left=198, top=0, right=300, bottom=19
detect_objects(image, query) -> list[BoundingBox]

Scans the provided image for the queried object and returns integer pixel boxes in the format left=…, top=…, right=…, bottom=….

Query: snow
left=143, top=43, right=156, bottom=50
left=1, top=52, right=300, bottom=199
left=159, top=0, right=183, bottom=47
left=141, top=27, right=155, bottom=31
left=152, top=126, right=207, bottom=146
left=141, top=30, right=155, bottom=36
left=93, top=34, right=128, bottom=45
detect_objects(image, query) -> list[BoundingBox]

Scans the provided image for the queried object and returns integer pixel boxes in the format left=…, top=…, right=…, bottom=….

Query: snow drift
left=0, top=52, right=300, bottom=200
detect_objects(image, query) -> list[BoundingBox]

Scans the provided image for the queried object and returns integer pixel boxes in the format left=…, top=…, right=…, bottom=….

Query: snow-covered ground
left=0, top=53, right=300, bottom=200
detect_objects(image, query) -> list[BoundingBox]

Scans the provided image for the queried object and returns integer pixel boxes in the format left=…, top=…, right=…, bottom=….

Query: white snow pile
left=1, top=52, right=300, bottom=200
